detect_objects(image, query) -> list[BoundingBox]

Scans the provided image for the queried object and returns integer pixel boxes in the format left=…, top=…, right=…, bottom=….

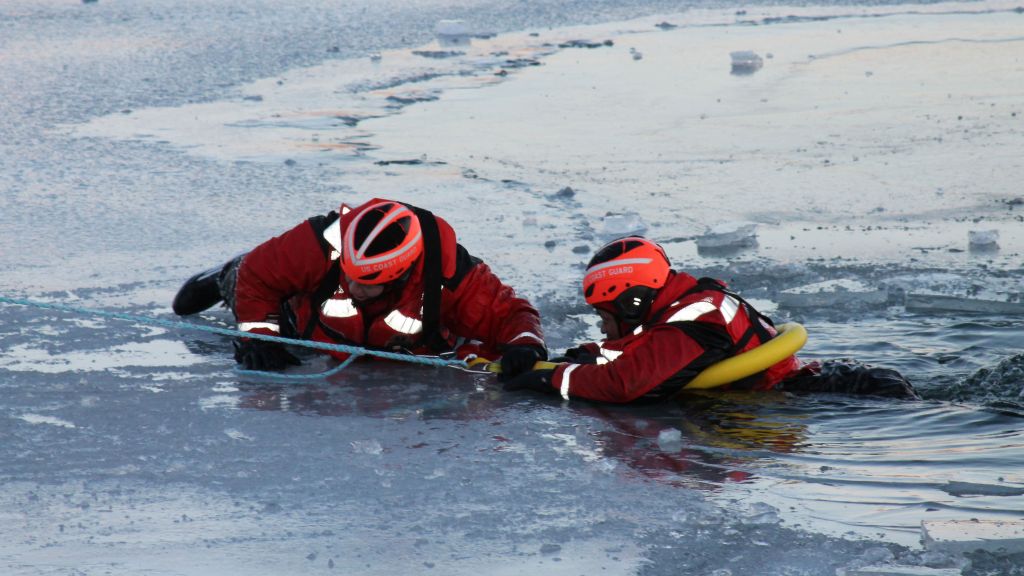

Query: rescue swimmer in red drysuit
left=172, top=199, right=546, bottom=378
left=503, top=236, right=918, bottom=402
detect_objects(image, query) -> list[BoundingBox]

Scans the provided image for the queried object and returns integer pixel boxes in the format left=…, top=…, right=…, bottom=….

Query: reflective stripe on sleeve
left=237, top=322, right=280, bottom=333
left=596, top=345, right=623, bottom=365
left=560, top=364, right=578, bottom=400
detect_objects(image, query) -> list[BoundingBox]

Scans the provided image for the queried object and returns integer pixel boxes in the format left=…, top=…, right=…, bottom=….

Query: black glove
left=233, top=339, right=301, bottom=371
left=498, top=345, right=547, bottom=381
left=560, top=346, right=598, bottom=364
left=502, top=369, right=556, bottom=394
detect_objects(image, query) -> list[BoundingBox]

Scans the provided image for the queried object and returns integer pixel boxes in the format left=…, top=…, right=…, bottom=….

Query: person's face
left=345, top=275, right=386, bottom=301
left=597, top=308, right=622, bottom=340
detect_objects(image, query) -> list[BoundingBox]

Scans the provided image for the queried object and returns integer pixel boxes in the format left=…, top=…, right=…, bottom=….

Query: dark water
left=1, top=292, right=1021, bottom=573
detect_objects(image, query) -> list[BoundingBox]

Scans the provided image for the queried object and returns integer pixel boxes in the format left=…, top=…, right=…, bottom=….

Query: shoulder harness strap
left=301, top=211, right=342, bottom=340
left=665, top=276, right=776, bottom=355
left=407, top=205, right=447, bottom=352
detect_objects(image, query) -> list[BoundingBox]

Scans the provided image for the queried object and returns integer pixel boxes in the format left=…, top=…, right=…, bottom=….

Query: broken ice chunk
left=940, top=480, right=1024, bottom=497
left=838, top=566, right=962, bottom=576
left=730, top=50, right=764, bottom=75
left=600, top=211, right=647, bottom=238
left=777, top=279, right=888, bottom=309
left=696, top=221, right=757, bottom=249
left=741, top=502, right=780, bottom=525
left=435, top=19, right=471, bottom=47
left=656, top=428, right=682, bottom=447
left=350, top=439, right=384, bottom=455
left=968, top=229, right=999, bottom=250
left=922, top=519, right=1024, bottom=554
left=904, top=293, right=1024, bottom=314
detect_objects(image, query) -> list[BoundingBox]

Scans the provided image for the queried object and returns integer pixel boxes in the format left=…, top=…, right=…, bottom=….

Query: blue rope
left=0, top=296, right=468, bottom=378
left=235, top=352, right=362, bottom=381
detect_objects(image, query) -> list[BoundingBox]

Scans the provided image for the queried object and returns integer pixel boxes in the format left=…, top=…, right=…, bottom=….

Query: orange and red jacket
left=549, top=271, right=800, bottom=403
left=233, top=198, right=544, bottom=361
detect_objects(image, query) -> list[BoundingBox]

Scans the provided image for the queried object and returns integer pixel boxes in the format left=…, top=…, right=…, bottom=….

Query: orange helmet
left=583, top=237, right=670, bottom=325
left=342, top=201, right=423, bottom=284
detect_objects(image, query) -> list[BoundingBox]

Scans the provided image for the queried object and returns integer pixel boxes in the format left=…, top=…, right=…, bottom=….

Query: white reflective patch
left=322, top=297, right=359, bottom=318
left=238, top=322, right=280, bottom=333
left=323, top=218, right=342, bottom=256
left=721, top=295, right=740, bottom=324
left=560, top=364, right=577, bottom=400
left=598, top=345, right=624, bottom=363
left=666, top=301, right=717, bottom=323
left=384, top=310, right=423, bottom=335
left=632, top=325, right=644, bottom=335
left=585, top=257, right=653, bottom=275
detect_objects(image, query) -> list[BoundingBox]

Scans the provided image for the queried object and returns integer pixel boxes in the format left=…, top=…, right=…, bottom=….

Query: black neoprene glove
left=499, top=345, right=547, bottom=381
left=502, top=369, right=556, bottom=395
left=561, top=346, right=598, bottom=364
left=233, top=339, right=301, bottom=371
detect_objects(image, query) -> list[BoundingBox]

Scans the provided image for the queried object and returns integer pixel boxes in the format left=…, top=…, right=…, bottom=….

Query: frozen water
left=904, top=293, right=1024, bottom=314
left=656, top=427, right=683, bottom=447
left=778, top=278, right=889, bottom=309
left=600, top=211, right=647, bottom=238
left=436, top=19, right=472, bottom=38
left=729, top=50, right=764, bottom=74
left=922, top=519, right=1024, bottom=554
left=839, top=566, right=963, bottom=576
left=968, top=228, right=1000, bottom=250
left=860, top=546, right=898, bottom=565
left=940, top=480, right=1024, bottom=497
left=741, top=502, right=781, bottom=525
left=696, top=221, right=758, bottom=249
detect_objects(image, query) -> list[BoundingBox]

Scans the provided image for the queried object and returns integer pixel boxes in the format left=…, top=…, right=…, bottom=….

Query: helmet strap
left=612, top=286, right=658, bottom=327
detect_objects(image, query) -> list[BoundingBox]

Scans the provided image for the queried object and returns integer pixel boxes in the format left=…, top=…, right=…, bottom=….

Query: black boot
left=172, top=265, right=225, bottom=316
left=778, top=360, right=920, bottom=400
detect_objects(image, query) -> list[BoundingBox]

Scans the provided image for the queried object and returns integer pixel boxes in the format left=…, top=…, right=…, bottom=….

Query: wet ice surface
left=3, top=0, right=1024, bottom=574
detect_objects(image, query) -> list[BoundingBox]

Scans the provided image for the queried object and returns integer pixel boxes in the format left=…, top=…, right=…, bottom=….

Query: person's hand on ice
left=233, top=339, right=301, bottom=371
left=502, top=369, right=556, bottom=395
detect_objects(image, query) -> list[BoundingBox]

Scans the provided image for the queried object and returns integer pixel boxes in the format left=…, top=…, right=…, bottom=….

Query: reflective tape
left=323, top=218, right=342, bottom=259
left=322, top=297, right=359, bottom=318
left=238, top=321, right=280, bottom=333
left=721, top=295, right=740, bottom=324
left=585, top=257, right=653, bottom=275
left=597, top=345, right=624, bottom=365
left=560, top=364, right=578, bottom=400
left=384, top=310, right=423, bottom=335
left=666, top=300, right=717, bottom=323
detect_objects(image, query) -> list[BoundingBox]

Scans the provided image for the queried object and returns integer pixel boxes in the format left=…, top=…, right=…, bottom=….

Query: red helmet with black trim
left=583, top=236, right=670, bottom=325
left=341, top=201, right=423, bottom=285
